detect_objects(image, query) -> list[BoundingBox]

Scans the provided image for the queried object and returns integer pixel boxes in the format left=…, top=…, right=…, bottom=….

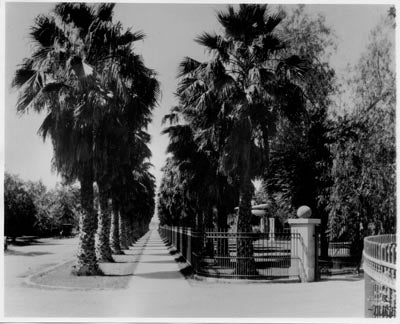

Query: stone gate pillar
left=288, top=206, right=321, bottom=282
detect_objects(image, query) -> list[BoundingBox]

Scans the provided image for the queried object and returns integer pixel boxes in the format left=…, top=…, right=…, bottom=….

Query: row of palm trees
left=13, top=3, right=159, bottom=275
left=159, top=4, right=312, bottom=274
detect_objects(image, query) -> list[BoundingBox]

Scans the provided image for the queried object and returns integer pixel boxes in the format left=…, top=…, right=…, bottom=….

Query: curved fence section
left=363, top=234, right=396, bottom=318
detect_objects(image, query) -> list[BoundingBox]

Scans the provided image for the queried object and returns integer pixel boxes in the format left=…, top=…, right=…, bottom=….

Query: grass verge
left=30, top=260, right=135, bottom=290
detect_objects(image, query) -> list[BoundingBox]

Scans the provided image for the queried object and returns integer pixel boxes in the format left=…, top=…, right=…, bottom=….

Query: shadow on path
left=319, top=275, right=363, bottom=282
left=146, top=253, right=171, bottom=257
left=5, top=250, right=53, bottom=257
left=134, top=270, right=184, bottom=279
left=141, top=260, right=176, bottom=264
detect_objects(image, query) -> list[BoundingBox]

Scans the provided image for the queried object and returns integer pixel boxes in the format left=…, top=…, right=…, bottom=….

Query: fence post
left=187, top=228, right=192, bottom=264
left=173, top=226, right=176, bottom=247
left=288, top=206, right=321, bottom=282
left=180, top=227, right=184, bottom=253
left=177, top=227, right=181, bottom=251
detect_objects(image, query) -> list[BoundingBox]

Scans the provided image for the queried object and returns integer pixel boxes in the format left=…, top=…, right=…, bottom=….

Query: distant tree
left=4, top=173, right=36, bottom=241
left=328, top=11, right=395, bottom=257
left=24, top=180, right=53, bottom=235
left=50, top=184, right=81, bottom=234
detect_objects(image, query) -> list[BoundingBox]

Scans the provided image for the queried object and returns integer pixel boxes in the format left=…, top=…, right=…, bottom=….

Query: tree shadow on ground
left=180, top=265, right=194, bottom=277
left=7, top=237, right=44, bottom=246
left=119, top=253, right=142, bottom=257
left=142, top=260, right=176, bottom=264
left=145, top=244, right=166, bottom=247
left=174, top=255, right=186, bottom=263
left=7, top=236, right=79, bottom=247
left=134, top=270, right=184, bottom=279
left=140, top=248, right=166, bottom=251
left=319, top=275, right=363, bottom=282
left=149, top=253, right=170, bottom=257
left=111, top=260, right=140, bottom=264
left=5, top=250, right=53, bottom=257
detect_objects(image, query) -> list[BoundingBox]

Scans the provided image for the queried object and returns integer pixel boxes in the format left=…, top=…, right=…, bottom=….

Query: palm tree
left=131, top=162, right=156, bottom=237
left=12, top=3, right=157, bottom=275
left=161, top=117, right=211, bottom=228
left=94, top=35, right=159, bottom=255
left=177, top=4, right=309, bottom=275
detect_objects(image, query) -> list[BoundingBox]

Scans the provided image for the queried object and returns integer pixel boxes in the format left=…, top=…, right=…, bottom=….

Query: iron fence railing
left=317, top=237, right=359, bottom=275
left=327, top=241, right=352, bottom=257
left=159, top=225, right=302, bottom=280
left=363, top=234, right=396, bottom=318
left=318, top=240, right=352, bottom=257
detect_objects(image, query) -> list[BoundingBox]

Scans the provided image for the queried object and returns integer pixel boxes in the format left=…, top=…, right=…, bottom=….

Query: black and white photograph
left=2, top=0, right=397, bottom=320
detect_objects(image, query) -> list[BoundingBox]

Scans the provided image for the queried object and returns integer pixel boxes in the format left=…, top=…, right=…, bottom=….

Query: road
left=4, top=229, right=365, bottom=318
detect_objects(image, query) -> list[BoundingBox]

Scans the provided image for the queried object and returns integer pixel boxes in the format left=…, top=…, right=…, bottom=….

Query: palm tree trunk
left=131, top=218, right=139, bottom=243
left=74, top=162, right=101, bottom=275
left=110, top=198, right=123, bottom=254
left=126, top=216, right=133, bottom=246
left=96, top=183, right=113, bottom=262
left=205, top=205, right=215, bottom=257
left=217, top=204, right=229, bottom=257
left=235, top=129, right=257, bottom=276
left=119, top=210, right=129, bottom=250
left=139, top=219, right=146, bottom=237
left=235, top=173, right=257, bottom=276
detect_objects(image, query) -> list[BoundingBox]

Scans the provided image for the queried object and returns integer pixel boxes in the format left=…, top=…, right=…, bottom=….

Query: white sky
left=3, top=1, right=392, bottom=190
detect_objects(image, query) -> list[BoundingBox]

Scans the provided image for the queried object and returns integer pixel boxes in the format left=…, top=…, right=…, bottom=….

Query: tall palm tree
left=94, top=32, right=159, bottom=255
left=177, top=4, right=309, bottom=275
left=12, top=3, right=157, bottom=274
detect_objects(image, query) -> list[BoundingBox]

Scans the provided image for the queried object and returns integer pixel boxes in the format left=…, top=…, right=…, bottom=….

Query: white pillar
left=269, top=217, right=275, bottom=241
left=288, top=218, right=321, bottom=282
left=260, top=217, right=267, bottom=233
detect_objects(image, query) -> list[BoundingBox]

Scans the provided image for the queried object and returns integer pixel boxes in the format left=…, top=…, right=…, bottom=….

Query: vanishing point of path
left=5, top=229, right=364, bottom=318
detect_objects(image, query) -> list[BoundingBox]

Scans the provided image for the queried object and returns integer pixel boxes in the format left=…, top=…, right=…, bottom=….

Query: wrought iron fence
left=159, top=225, right=303, bottom=280
left=327, top=241, right=352, bottom=257
left=317, top=236, right=358, bottom=275
left=363, top=234, right=396, bottom=318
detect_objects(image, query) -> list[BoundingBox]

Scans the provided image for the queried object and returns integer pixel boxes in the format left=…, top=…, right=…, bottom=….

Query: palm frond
left=37, top=111, right=54, bottom=140
left=30, top=15, right=64, bottom=48
left=277, top=55, right=311, bottom=81
left=162, top=111, right=181, bottom=125
left=117, top=29, right=146, bottom=46
left=12, top=60, right=35, bottom=88
left=96, top=3, right=115, bottom=22
left=264, top=12, right=284, bottom=33
left=54, top=3, right=94, bottom=33
left=195, top=33, right=229, bottom=61
left=177, top=57, right=201, bottom=78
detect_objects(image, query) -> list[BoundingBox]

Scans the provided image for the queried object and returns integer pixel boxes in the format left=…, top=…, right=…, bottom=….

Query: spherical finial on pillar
left=297, top=205, right=312, bottom=218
